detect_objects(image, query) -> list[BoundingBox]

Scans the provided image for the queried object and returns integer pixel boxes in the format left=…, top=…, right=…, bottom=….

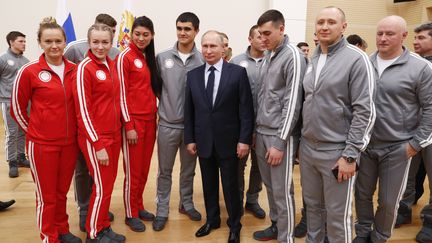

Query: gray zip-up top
left=369, top=47, right=432, bottom=151
left=301, top=38, right=376, bottom=159
left=157, top=42, right=204, bottom=129
left=230, top=46, right=263, bottom=114
left=0, top=48, right=29, bottom=102
left=64, top=39, right=120, bottom=63
left=256, top=35, right=306, bottom=151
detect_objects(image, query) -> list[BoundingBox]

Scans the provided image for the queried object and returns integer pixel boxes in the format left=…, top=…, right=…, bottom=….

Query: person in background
left=0, top=31, right=30, bottom=178
left=346, top=34, right=368, bottom=51
left=230, top=24, right=266, bottom=220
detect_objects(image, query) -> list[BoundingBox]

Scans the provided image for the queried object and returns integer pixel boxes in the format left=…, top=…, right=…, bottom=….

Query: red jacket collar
left=128, top=42, right=145, bottom=59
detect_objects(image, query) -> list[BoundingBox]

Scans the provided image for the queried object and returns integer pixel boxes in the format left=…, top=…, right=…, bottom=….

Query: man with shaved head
left=184, top=30, right=254, bottom=243
left=354, top=16, right=432, bottom=243
left=300, top=6, right=375, bottom=243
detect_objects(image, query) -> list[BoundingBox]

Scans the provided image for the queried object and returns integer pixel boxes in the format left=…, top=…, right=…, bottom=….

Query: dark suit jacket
left=184, top=61, right=254, bottom=159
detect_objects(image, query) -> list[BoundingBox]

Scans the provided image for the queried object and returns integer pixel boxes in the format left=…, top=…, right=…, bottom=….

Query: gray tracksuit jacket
left=0, top=48, right=29, bottom=102
left=64, top=39, right=120, bottom=64
left=230, top=46, right=263, bottom=115
left=369, top=47, right=432, bottom=151
left=256, top=35, right=306, bottom=151
left=301, top=38, right=376, bottom=159
left=156, top=42, right=204, bottom=129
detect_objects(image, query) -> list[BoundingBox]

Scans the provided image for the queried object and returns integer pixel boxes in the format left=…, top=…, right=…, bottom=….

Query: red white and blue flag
left=56, top=0, right=76, bottom=44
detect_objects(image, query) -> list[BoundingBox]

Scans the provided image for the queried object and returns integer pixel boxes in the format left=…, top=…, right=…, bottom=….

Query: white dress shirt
left=205, top=58, right=223, bottom=104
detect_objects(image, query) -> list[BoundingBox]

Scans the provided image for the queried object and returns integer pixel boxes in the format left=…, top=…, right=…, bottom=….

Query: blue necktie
left=206, top=66, right=216, bottom=107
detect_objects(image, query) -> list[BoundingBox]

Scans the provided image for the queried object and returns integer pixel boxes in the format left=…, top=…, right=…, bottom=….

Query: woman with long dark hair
left=117, top=15, right=162, bottom=232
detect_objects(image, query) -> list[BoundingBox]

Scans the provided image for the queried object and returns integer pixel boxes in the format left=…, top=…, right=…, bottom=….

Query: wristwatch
left=343, top=156, right=356, bottom=164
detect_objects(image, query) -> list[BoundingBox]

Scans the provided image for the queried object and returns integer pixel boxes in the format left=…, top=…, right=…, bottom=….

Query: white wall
left=0, top=0, right=307, bottom=60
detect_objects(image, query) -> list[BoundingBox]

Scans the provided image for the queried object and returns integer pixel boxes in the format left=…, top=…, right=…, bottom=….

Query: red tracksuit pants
left=27, top=140, right=78, bottom=243
left=122, top=119, right=156, bottom=218
left=78, top=134, right=121, bottom=239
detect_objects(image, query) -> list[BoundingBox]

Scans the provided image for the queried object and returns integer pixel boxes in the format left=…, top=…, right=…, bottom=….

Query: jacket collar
left=370, top=46, right=410, bottom=68
left=87, top=49, right=114, bottom=68
left=7, top=48, right=23, bottom=58
left=172, top=41, right=200, bottom=57
left=128, top=42, right=145, bottom=59
left=38, top=54, right=75, bottom=74
left=270, top=35, right=290, bottom=58
left=312, top=37, right=347, bottom=59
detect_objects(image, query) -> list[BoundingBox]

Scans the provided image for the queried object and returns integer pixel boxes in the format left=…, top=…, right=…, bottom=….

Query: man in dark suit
left=184, top=30, right=254, bottom=243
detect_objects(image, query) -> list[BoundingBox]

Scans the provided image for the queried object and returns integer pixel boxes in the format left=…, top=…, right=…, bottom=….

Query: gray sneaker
left=17, top=153, right=30, bottom=168
left=152, top=216, right=168, bottom=231
left=179, top=205, right=201, bottom=221
left=86, top=227, right=125, bottom=243
left=125, top=217, right=145, bottom=232
left=8, top=160, right=18, bottom=178
left=59, top=232, right=82, bottom=243
left=253, top=221, right=278, bottom=241
left=139, top=209, right=155, bottom=221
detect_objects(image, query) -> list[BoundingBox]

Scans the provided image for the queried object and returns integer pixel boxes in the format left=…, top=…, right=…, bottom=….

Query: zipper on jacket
left=61, top=79, right=69, bottom=145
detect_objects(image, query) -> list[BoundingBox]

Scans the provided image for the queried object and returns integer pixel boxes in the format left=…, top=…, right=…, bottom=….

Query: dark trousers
left=199, top=150, right=242, bottom=233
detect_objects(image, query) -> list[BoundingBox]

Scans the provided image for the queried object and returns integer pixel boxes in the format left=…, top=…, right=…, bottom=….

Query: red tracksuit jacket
left=73, top=50, right=121, bottom=151
left=116, top=42, right=156, bottom=131
left=11, top=54, right=77, bottom=145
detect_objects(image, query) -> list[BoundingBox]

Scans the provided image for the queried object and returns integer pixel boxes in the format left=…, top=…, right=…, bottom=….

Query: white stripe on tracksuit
left=343, top=176, right=356, bottom=243
left=2, top=103, right=9, bottom=160
left=117, top=48, right=131, bottom=123
left=11, top=60, right=37, bottom=132
left=76, top=58, right=99, bottom=142
left=347, top=45, right=376, bottom=150
left=122, top=129, right=132, bottom=218
left=86, top=140, right=103, bottom=239
left=280, top=44, right=301, bottom=139
left=285, top=136, right=295, bottom=243
left=28, top=141, right=49, bottom=243
left=390, top=157, right=412, bottom=236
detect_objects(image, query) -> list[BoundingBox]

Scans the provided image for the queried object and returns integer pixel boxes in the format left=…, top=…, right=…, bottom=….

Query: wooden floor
left=0, top=127, right=427, bottom=242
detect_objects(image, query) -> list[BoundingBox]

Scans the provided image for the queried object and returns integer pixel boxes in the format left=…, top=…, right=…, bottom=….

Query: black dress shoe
left=0, top=200, right=15, bottom=211
left=228, top=231, right=240, bottom=243
left=195, top=223, right=220, bottom=237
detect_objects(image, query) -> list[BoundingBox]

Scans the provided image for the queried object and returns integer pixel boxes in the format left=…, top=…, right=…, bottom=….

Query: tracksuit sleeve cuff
left=124, top=121, right=134, bottom=131
left=342, top=145, right=361, bottom=160
left=93, top=140, right=105, bottom=151
left=409, top=139, right=422, bottom=152
left=272, top=136, right=286, bottom=151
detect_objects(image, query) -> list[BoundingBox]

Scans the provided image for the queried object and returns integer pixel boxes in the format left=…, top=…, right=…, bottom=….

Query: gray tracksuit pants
left=256, top=133, right=296, bottom=243
left=74, top=152, right=92, bottom=216
left=238, top=149, right=262, bottom=205
left=299, top=140, right=355, bottom=243
left=399, top=145, right=432, bottom=225
left=156, top=125, right=197, bottom=217
left=355, top=142, right=412, bottom=243
left=1, top=102, right=25, bottom=161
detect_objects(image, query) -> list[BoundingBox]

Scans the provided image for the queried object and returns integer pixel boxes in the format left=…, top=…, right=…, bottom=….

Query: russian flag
left=56, top=0, right=76, bottom=44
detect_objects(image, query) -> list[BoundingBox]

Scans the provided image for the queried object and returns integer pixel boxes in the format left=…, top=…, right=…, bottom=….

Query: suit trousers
left=355, top=142, right=412, bottom=243
left=256, top=133, right=296, bottom=243
left=299, top=140, right=355, bottom=243
left=27, top=140, right=78, bottom=243
left=79, top=135, right=121, bottom=239
left=156, top=125, right=198, bottom=217
left=122, top=119, right=156, bottom=218
left=199, top=150, right=242, bottom=233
